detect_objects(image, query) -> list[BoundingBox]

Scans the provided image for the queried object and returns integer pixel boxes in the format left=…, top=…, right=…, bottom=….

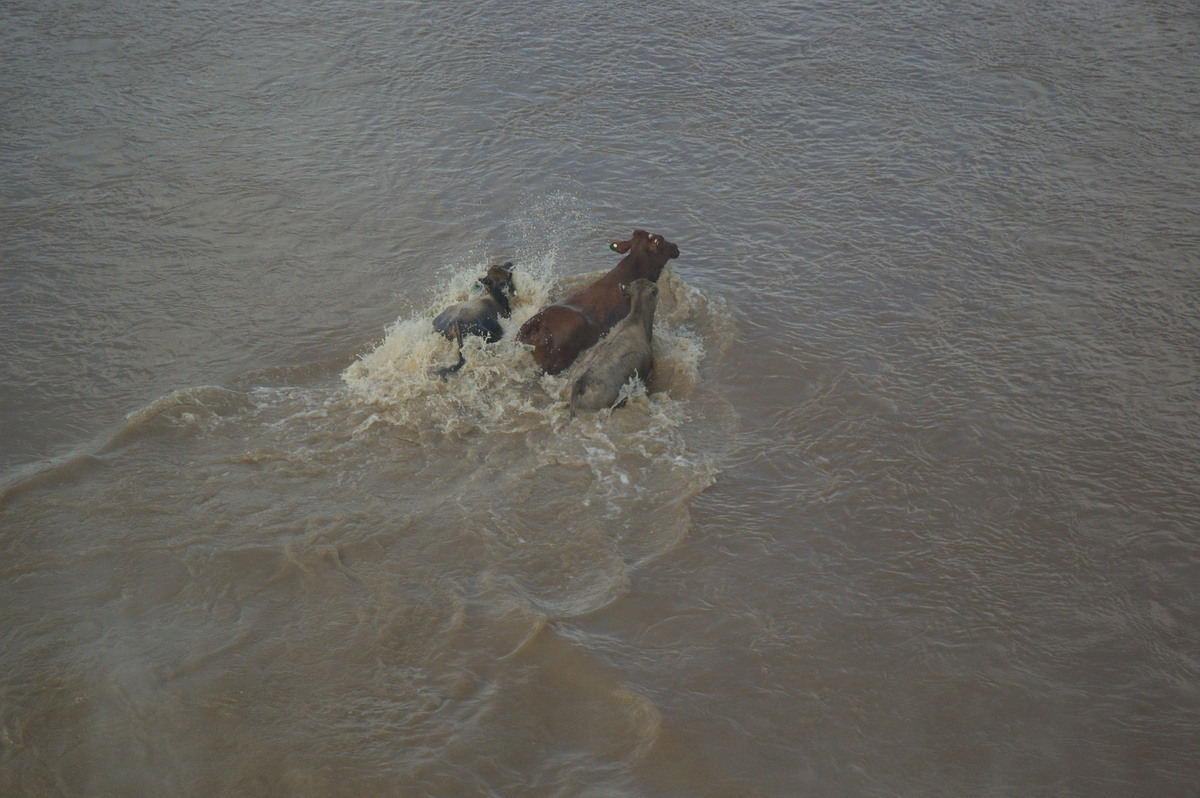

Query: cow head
left=620, top=278, right=660, bottom=302
left=479, top=261, right=516, bottom=297
left=608, top=231, right=680, bottom=278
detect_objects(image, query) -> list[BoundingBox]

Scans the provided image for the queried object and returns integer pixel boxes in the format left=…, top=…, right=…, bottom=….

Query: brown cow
left=516, top=230, right=679, bottom=374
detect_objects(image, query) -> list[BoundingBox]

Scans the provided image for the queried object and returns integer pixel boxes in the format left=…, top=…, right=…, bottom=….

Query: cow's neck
left=614, top=253, right=652, bottom=282
left=487, top=286, right=511, bottom=317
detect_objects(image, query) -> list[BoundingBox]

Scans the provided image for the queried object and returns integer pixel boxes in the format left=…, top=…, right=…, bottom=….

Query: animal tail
left=433, top=322, right=466, bottom=380
left=568, top=379, right=584, bottom=419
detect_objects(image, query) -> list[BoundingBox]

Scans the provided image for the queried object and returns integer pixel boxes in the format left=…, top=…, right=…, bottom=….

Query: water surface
left=2, top=0, right=1198, bottom=795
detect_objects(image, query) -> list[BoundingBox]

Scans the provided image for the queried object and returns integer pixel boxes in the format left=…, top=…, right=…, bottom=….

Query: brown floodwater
left=2, top=0, right=1198, bottom=795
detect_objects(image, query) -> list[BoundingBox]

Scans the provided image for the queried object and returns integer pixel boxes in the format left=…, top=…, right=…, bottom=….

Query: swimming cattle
left=516, top=230, right=678, bottom=374
left=567, top=278, right=660, bottom=414
left=432, top=262, right=516, bottom=378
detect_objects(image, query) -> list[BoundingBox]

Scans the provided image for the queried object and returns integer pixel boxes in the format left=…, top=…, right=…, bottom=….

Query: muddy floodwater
left=2, top=0, right=1198, bottom=795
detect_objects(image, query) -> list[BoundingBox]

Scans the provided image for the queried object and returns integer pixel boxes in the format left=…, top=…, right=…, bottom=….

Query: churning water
left=2, top=0, right=1198, bottom=795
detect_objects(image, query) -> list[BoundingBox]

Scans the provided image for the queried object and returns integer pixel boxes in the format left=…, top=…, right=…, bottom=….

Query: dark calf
left=432, top=262, right=516, bottom=378
left=516, top=230, right=678, bottom=374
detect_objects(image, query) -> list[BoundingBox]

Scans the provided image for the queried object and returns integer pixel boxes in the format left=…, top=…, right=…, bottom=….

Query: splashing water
left=340, top=257, right=738, bottom=614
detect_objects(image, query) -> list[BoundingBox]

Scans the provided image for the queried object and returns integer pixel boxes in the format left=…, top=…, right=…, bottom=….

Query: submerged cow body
left=567, top=279, right=660, bottom=414
left=516, top=230, right=678, bottom=374
left=432, top=262, right=516, bottom=378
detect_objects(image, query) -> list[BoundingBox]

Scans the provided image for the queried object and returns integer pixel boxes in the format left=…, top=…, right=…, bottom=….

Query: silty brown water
left=2, top=0, right=1198, bottom=795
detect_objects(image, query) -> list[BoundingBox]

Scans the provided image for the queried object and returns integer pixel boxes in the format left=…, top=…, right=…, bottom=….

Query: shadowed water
left=2, top=0, right=1198, bottom=795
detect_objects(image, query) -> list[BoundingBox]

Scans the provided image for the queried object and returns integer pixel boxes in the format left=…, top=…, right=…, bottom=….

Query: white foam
left=336, top=250, right=737, bottom=614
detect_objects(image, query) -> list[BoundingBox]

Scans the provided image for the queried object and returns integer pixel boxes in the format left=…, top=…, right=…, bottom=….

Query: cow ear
left=610, top=240, right=632, bottom=254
